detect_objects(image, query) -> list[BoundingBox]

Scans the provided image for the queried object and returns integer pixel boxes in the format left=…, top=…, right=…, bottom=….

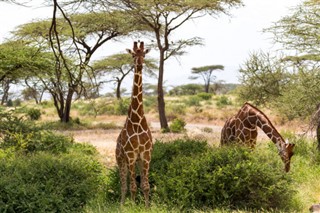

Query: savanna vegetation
left=0, top=0, right=319, bottom=212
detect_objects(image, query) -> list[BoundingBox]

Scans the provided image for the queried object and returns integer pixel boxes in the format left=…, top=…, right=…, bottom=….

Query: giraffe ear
left=144, top=49, right=150, bottom=54
left=126, top=49, right=133, bottom=54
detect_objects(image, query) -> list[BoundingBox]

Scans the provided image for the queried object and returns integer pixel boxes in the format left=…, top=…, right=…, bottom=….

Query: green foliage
left=168, top=84, right=203, bottom=96
left=0, top=110, right=108, bottom=212
left=0, top=111, right=73, bottom=154
left=27, top=108, right=41, bottom=120
left=113, top=98, right=131, bottom=115
left=151, top=140, right=296, bottom=211
left=105, top=139, right=296, bottom=211
left=6, top=99, right=13, bottom=107
left=185, top=95, right=202, bottom=106
left=274, top=68, right=320, bottom=120
left=169, top=118, right=186, bottom=133
left=237, top=51, right=287, bottom=106
left=143, top=96, right=157, bottom=113
left=165, top=103, right=186, bottom=121
left=0, top=152, right=105, bottom=213
left=216, top=95, right=232, bottom=108
left=197, top=92, right=213, bottom=100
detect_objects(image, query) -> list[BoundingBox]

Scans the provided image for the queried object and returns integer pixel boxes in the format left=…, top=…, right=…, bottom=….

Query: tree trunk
left=116, top=80, right=121, bottom=100
left=157, top=51, right=169, bottom=131
left=50, top=85, right=75, bottom=123
left=1, top=79, right=10, bottom=105
left=62, top=85, right=75, bottom=123
left=205, top=83, right=209, bottom=93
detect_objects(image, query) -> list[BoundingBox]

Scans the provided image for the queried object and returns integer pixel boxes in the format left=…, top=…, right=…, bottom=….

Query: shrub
left=107, top=139, right=297, bottom=211
left=197, top=92, right=213, bottom=100
left=0, top=152, right=106, bottom=213
left=185, top=95, right=202, bottom=106
left=1, top=130, right=73, bottom=154
left=150, top=142, right=296, bottom=211
left=166, top=104, right=186, bottom=121
left=216, top=95, right=232, bottom=108
left=170, top=118, right=186, bottom=133
left=6, top=99, right=13, bottom=107
left=144, top=96, right=157, bottom=113
left=27, top=108, right=41, bottom=120
left=0, top=111, right=73, bottom=154
left=114, top=98, right=130, bottom=115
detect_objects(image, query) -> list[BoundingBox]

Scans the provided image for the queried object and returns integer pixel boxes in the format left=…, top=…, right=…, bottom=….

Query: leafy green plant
left=185, top=95, right=202, bottom=106
left=216, top=95, right=232, bottom=108
left=169, top=118, right=186, bottom=133
left=153, top=141, right=296, bottom=211
left=0, top=152, right=106, bottom=213
left=197, top=92, right=213, bottom=100
left=99, top=139, right=299, bottom=212
left=27, top=108, right=41, bottom=120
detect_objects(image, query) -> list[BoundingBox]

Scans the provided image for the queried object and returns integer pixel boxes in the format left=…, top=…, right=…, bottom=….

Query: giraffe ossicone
left=115, top=41, right=153, bottom=207
left=220, top=102, right=295, bottom=172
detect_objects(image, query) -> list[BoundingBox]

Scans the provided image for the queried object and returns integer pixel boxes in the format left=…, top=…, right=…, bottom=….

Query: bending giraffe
left=115, top=41, right=153, bottom=207
left=220, top=102, right=295, bottom=172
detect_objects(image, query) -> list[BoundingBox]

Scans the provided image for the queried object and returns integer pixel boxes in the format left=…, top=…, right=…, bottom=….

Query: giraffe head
left=279, top=140, right=295, bottom=172
left=126, top=41, right=150, bottom=66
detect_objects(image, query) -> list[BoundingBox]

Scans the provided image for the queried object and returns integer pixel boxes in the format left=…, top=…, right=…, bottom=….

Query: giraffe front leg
left=118, top=161, right=128, bottom=205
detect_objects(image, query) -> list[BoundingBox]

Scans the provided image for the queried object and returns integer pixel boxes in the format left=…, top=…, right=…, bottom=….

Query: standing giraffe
left=220, top=102, right=295, bottom=172
left=115, top=41, right=153, bottom=207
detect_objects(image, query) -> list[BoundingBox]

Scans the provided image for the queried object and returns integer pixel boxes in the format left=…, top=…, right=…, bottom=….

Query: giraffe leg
left=118, top=160, right=128, bottom=205
left=141, top=159, right=151, bottom=208
left=128, top=162, right=137, bottom=203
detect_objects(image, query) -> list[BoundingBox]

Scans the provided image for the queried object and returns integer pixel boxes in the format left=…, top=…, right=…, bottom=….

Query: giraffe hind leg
left=128, top=162, right=137, bottom=203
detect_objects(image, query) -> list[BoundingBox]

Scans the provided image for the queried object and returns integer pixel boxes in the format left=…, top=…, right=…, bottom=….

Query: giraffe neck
left=245, top=104, right=285, bottom=150
left=128, top=64, right=144, bottom=118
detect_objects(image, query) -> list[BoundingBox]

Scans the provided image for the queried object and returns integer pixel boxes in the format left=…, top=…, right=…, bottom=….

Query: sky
left=0, top=0, right=303, bottom=93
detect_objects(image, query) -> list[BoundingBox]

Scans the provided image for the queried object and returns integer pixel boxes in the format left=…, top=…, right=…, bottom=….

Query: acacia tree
left=265, top=0, right=320, bottom=145
left=190, top=65, right=224, bottom=93
left=237, top=51, right=290, bottom=106
left=88, top=0, right=243, bottom=130
left=92, top=53, right=157, bottom=99
left=0, top=40, right=52, bottom=105
left=13, top=5, right=138, bottom=122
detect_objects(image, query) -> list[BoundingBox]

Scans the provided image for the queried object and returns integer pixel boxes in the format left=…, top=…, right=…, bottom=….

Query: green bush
left=6, top=99, right=13, bottom=107
left=170, top=118, right=186, bottom=133
left=144, top=96, right=157, bottom=113
left=197, top=92, right=213, bottom=100
left=185, top=95, right=202, bottom=106
left=0, top=112, right=73, bottom=154
left=27, top=108, right=41, bottom=120
left=0, top=152, right=106, bottom=213
left=216, top=95, right=232, bottom=108
left=114, top=98, right=131, bottom=115
left=166, top=104, right=186, bottom=121
left=150, top=141, right=296, bottom=211
left=1, top=130, right=73, bottom=154
left=107, top=139, right=297, bottom=211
